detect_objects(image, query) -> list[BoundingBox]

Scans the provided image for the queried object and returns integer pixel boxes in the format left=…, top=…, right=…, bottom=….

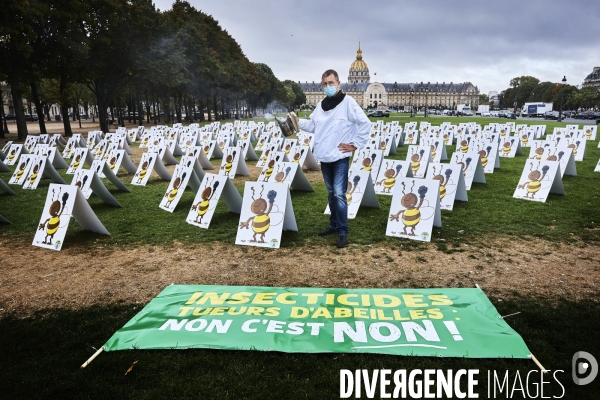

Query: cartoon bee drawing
left=358, top=153, right=377, bottom=172
left=261, top=156, right=280, bottom=182
left=72, top=153, right=82, bottom=170
left=163, top=168, right=186, bottom=209
left=346, top=175, right=361, bottom=205
left=521, top=133, right=529, bottom=146
left=293, top=148, right=304, bottom=164
left=218, top=141, right=226, bottom=151
left=73, top=170, right=89, bottom=190
left=406, top=132, right=415, bottom=144
left=273, top=165, right=291, bottom=184
left=430, top=142, right=439, bottom=160
left=13, top=158, right=30, bottom=182
left=502, top=139, right=515, bottom=156
left=284, top=143, right=293, bottom=155
left=190, top=176, right=220, bottom=224
left=24, top=159, right=43, bottom=189
left=567, top=141, right=580, bottom=157
left=380, top=139, right=387, bottom=152
left=443, top=134, right=450, bottom=145
left=410, top=148, right=425, bottom=176
left=500, top=129, right=507, bottom=137
left=530, top=145, right=546, bottom=160
left=376, top=162, right=402, bottom=193
left=221, top=150, right=236, bottom=176
left=478, top=145, right=492, bottom=168
left=134, top=156, right=152, bottom=184
left=454, top=154, right=472, bottom=178
left=460, top=137, right=471, bottom=153
left=259, top=146, right=275, bottom=165
left=7, top=148, right=18, bottom=163
left=517, top=162, right=550, bottom=199
left=389, top=181, right=430, bottom=236
left=239, top=185, right=278, bottom=243
left=430, top=166, right=455, bottom=201
left=585, top=128, right=593, bottom=139
left=546, top=149, right=564, bottom=162
left=257, top=137, right=266, bottom=150
left=142, top=136, right=149, bottom=147
left=38, top=187, right=69, bottom=245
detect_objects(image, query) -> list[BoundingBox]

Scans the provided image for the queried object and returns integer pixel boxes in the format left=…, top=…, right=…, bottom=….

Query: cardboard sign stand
left=0, top=158, right=10, bottom=172
left=0, top=177, right=16, bottom=195
left=186, top=174, right=242, bottom=229
left=91, top=160, right=131, bottom=193
left=73, top=170, right=123, bottom=207
left=513, top=161, right=564, bottom=202
left=235, top=182, right=298, bottom=249
left=0, top=214, right=10, bottom=224
left=159, top=157, right=205, bottom=212
left=131, top=153, right=172, bottom=186
left=267, top=162, right=314, bottom=191
left=23, top=156, right=67, bottom=190
left=32, top=184, right=110, bottom=251
left=324, top=170, right=380, bottom=219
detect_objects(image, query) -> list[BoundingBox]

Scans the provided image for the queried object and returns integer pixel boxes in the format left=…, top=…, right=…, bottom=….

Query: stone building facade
left=582, top=67, right=600, bottom=90
left=300, top=44, right=480, bottom=110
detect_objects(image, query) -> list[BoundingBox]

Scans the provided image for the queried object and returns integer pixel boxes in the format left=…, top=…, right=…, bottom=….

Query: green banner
left=103, top=285, right=530, bottom=358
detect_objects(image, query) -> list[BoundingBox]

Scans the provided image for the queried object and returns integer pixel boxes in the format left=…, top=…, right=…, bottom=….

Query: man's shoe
left=318, top=227, right=337, bottom=237
left=337, top=234, right=348, bottom=248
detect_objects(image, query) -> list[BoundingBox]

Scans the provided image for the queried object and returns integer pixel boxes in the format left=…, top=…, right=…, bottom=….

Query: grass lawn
left=0, top=116, right=599, bottom=398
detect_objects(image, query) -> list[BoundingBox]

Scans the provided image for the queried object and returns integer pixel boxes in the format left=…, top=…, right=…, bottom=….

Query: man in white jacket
left=296, top=69, right=371, bottom=248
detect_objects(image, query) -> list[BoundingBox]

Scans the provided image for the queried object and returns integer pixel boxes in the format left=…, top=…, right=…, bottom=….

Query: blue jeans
left=321, top=157, right=349, bottom=235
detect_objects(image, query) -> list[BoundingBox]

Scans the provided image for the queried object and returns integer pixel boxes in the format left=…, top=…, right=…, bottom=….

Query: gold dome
left=350, top=42, right=368, bottom=71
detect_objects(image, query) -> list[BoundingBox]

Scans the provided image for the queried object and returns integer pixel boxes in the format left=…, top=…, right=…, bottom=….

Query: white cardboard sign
left=70, top=169, right=122, bottom=207
left=425, top=163, right=468, bottom=210
left=186, top=173, right=242, bottom=229
left=513, top=161, right=564, bottom=202
left=386, top=178, right=442, bottom=242
left=131, top=152, right=172, bottom=186
left=289, top=145, right=320, bottom=170
left=219, top=147, right=250, bottom=179
left=67, top=148, right=93, bottom=174
left=324, top=169, right=380, bottom=219
left=450, top=152, right=486, bottom=190
left=33, top=184, right=110, bottom=251
left=374, top=160, right=413, bottom=195
left=528, top=146, right=576, bottom=178
left=351, top=149, right=383, bottom=182
left=8, top=154, right=35, bottom=185
left=406, top=146, right=432, bottom=179
left=22, top=155, right=66, bottom=190
left=498, top=137, right=522, bottom=158
left=235, top=182, right=298, bottom=248
left=158, top=156, right=204, bottom=212
left=5, top=144, right=27, bottom=166
left=266, top=162, right=314, bottom=191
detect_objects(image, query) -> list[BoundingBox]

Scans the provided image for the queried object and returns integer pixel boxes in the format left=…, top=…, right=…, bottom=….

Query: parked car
left=367, top=110, right=390, bottom=117
left=506, top=112, right=517, bottom=119
left=4, top=114, right=16, bottom=121
left=544, top=111, right=560, bottom=120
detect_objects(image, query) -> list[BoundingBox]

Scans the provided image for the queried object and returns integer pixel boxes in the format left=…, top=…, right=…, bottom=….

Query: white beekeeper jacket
left=297, top=95, right=371, bottom=163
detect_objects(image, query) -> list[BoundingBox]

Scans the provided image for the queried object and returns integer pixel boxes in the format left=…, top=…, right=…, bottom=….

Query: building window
left=370, top=94, right=372, bottom=99
left=379, top=94, right=381, bottom=99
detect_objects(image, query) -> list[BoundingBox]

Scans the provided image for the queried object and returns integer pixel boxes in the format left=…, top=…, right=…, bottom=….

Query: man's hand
left=338, top=143, right=356, bottom=153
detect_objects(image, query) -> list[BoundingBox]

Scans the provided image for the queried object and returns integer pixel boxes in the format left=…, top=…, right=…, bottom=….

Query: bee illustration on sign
left=356, top=153, right=377, bottom=172
left=72, top=170, right=89, bottom=191
left=221, top=150, right=236, bottom=175
left=567, top=140, right=580, bottom=157
left=459, top=137, right=471, bottom=153
left=376, top=162, right=403, bottom=193
left=23, top=159, right=43, bottom=189
left=37, top=187, right=70, bottom=246
left=292, top=148, right=304, bottom=163
left=133, top=154, right=153, bottom=184
left=409, top=148, right=425, bottom=176
left=477, top=145, right=492, bottom=169
left=430, top=165, right=455, bottom=203
left=501, top=139, right=515, bottom=156
left=530, top=145, right=546, bottom=160
left=189, top=176, right=220, bottom=225
left=516, top=162, right=551, bottom=199
left=346, top=175, right=363, bottom=206
left=546, top=149, right=564, bottom=162
left=163, top=168, right=186, bottom=209
left=388, top=181, right=432, bottom=237
left=108, top=152, right=121, bottom=172
left=10, top=156, right=31, bottom=184
left=273, top=165, right=292, bottom=184
left=7, top=147, right=18, bottom=164
left=239, top=185, right=281, bottom=244
left=454, top=153, right=472, bottom=179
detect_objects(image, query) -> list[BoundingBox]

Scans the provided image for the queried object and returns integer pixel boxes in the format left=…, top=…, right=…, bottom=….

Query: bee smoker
left=275, top=112, right=300, bottom=137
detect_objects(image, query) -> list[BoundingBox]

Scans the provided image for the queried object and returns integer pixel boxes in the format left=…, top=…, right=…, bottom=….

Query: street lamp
left=558, top=76, right=566, bottom=122
left=435, top=92, right=438, bottom=114
left=410, top=89, right=414, bottom=117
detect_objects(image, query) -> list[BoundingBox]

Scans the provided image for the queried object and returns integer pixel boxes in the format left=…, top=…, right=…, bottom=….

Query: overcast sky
left=154, top=0, right=599, bottom=95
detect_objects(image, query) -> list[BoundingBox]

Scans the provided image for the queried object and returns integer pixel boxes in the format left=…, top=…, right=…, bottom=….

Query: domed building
left=347, top=43, right=370, bottom=84
left=300, top=44, right=480, bottom=111
left=582, top=66, right=600, bottom=90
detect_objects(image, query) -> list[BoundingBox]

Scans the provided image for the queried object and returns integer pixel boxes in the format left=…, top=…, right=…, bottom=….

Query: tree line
left=0, top=0, right=306, bottom=139
left=499, top=76, right=598, bottom=111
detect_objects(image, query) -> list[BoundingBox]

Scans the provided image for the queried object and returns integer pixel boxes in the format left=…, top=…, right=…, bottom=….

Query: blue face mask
left=324, top=85, right=337, bottom=97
